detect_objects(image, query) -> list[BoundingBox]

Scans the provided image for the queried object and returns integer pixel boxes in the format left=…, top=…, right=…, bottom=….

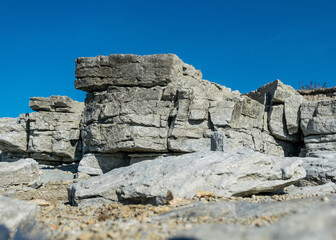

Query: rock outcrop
left=27, top=96, right=84, bottom=163
left=0, top=96, right=84, bottom=164
left=75, top=54, right=304, bottom=174
left=0, top=53, right=335, bottom=171
left=68, top=150, right=306, bottom=206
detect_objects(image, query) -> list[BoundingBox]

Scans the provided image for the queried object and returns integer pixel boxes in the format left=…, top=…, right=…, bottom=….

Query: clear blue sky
left=1, top=0, right=336, bottom=117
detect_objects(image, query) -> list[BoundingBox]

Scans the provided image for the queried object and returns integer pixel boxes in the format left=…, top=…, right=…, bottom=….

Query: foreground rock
left=0, top=196, right=36, bottom=237
left=174, top=201, right=336, bottom=240
left=0, top=159, right=39, bottom=187
left=68, top=150, right=305, bottom=206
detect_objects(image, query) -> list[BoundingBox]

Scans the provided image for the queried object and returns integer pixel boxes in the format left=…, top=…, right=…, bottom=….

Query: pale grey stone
left=0, top=117, right=27, bottom=153
left=27, top=109, right=83, bottom=162
left=0, top=196, right=36, bottom=235
left=284, top=94, right=303, bottom=135
left=173, top=202, right=336, bottom=240
left=168, top=138, right=211, bottom=152
left=301, top=157, right=336, bottom=184
left=208, top=101, right=235, bottom=127
left=248, top=79, right=300, bottom=105
left=301, top=100, right=336, bottom=136
left=29, top=95, right=84, bottom=113
left=68, top=151, right=305, bottom=206
left=78, top=153, right=129, bottom=176
left=0, top=159, right=39, bottom=187
left=268, top=105, right=299, bottom=142
left=284, top=182, right=336, bottom=197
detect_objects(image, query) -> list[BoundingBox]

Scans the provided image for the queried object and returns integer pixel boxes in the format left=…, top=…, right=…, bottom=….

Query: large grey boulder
left=0, top=196, right=36, bottom=236
left=68, top=150, right=305, bottom=206
left=0, top=159, right=39, bottom=187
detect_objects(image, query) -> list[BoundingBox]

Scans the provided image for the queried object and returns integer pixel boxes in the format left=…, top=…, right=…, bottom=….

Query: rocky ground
left=1, top=163, right=336, bottom=240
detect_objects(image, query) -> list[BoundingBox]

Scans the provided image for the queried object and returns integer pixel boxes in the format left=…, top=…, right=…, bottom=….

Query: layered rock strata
left=0, top=96, right=84, bottom=164
left=300, top=99, right=336, bottom=158
left=75, top=54, right=298, bottom=173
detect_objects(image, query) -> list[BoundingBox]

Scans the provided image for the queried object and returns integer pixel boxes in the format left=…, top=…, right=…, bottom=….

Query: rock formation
left=0, top=96, right=84, bottom=164
left=74, top=54, right=309, bottom=175
left=0, top=53, right=336, bottom=240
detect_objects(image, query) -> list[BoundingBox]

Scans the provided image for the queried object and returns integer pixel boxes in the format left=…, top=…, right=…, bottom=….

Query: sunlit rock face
left=75, top=54, right=301, bottom=173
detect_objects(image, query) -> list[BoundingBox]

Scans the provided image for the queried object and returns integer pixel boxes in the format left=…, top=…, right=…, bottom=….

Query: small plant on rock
left=299, top=81, right=327, bottom=90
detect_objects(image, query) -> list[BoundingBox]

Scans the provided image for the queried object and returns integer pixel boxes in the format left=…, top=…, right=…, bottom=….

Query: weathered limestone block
left=168, top=138, right=211, bottom=153
left=300, top=100, right=336, bottom=157
left=301, top=100, right=336, bottom=136
left=78, top=153, right=128, bottom=176
left=208, top=101, right=235, bottom=127
left=27, top=96, right=84, bottom=163
left=29, top=95, right=83, bottom=113
left=28, top=113, right=82, bottom=162
left=284, top=94, right=304, bottom=135
left=268, top=105, right=299, bottom=142
left=230, top=97, right=265, bottom=130
left=248, top=79, right=300, bottom=105
left=0, top=116, right=27, bottom=154
left=0, top=159, right=39, bottom=187
left=0, top=196, right=36, bottom=237
left=75, top=54, right=184, bottom=92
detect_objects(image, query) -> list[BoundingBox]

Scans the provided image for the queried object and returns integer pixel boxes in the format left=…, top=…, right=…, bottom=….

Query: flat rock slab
left=0, top=196, right=36, bottom=236
left=68, top=150, right=306, bottom=206
left=173, top=201, right=336, bottom=240
left=155, top=195, right=336, bottom=223
left=0, top=159, right=39, bottom=187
